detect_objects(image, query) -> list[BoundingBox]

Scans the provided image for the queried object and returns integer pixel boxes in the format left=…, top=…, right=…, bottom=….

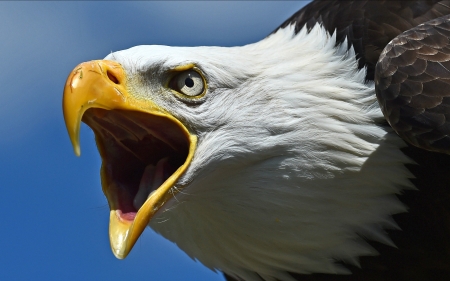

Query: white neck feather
left=146, top=24, right=414, bottom=281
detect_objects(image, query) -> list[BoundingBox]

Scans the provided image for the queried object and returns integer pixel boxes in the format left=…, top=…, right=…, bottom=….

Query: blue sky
left=0, top=2, right=309, bottom=280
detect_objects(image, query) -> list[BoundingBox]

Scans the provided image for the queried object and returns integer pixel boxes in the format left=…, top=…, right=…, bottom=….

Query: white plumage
left=104, top=24, right=414, bottom=280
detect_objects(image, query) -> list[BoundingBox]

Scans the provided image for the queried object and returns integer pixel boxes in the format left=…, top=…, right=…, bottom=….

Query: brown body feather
left=226, top=1, right=450, bottom=280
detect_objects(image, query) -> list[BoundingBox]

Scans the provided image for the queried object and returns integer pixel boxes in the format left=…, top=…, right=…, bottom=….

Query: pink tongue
left=133, top=158, right=169, bottom=210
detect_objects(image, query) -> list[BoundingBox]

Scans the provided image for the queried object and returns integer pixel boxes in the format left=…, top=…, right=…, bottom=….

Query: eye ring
left=169, top=69, right=205, bottom=97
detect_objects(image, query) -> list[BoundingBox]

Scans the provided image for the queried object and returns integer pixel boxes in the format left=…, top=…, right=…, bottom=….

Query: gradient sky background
left=0, top=2, right=310, bottom=280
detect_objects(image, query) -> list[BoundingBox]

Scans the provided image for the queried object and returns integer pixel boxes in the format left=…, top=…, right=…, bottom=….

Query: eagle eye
left=169, top=69, right=205, bottom=97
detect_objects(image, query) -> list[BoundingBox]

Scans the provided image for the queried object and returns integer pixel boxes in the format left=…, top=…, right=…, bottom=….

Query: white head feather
left=105, top=24, right=414, bottom=281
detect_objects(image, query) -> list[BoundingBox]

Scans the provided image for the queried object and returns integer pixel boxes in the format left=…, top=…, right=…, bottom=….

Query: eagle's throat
left=82, top=108, right=189, bottom=221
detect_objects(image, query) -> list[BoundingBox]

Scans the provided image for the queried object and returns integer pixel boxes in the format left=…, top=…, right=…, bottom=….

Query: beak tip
left=113, top=252, right=126, bottom=260
left=111, top=244, right=129, bottom=260
left=69, top=137, right=81, bottom=156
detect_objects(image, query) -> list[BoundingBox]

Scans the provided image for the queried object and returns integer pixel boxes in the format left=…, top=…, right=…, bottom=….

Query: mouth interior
left=82, top=108, right=189, bottom=221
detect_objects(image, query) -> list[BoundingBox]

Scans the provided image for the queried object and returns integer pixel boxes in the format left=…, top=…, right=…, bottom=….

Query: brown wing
left=375, top=15, right=450, bottom=154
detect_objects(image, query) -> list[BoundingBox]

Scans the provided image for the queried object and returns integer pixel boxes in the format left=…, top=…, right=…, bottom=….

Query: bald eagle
left=63, top=1, right=450, bottom=280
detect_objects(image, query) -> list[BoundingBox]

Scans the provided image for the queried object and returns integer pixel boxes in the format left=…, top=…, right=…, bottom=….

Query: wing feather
left=375, top=15, right=450, bottom=153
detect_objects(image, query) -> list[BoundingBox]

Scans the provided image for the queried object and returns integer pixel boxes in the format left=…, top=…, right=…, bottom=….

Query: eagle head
left=63, top=25, right=413, bottom=280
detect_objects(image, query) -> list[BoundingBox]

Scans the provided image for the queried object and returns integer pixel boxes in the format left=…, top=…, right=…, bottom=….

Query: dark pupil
left=185, top=77, right=194, bottom=88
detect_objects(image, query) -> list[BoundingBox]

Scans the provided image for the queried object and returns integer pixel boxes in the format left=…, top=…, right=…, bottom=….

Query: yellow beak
left=63, top=60, right=197, bottom=259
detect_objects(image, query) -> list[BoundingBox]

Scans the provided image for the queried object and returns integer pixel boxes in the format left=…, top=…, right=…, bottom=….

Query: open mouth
left=82, top=108, right=190, bottom=222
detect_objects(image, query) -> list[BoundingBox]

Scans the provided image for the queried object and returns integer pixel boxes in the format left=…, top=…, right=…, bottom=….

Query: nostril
left=107, top=70, right=119, bottom=84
